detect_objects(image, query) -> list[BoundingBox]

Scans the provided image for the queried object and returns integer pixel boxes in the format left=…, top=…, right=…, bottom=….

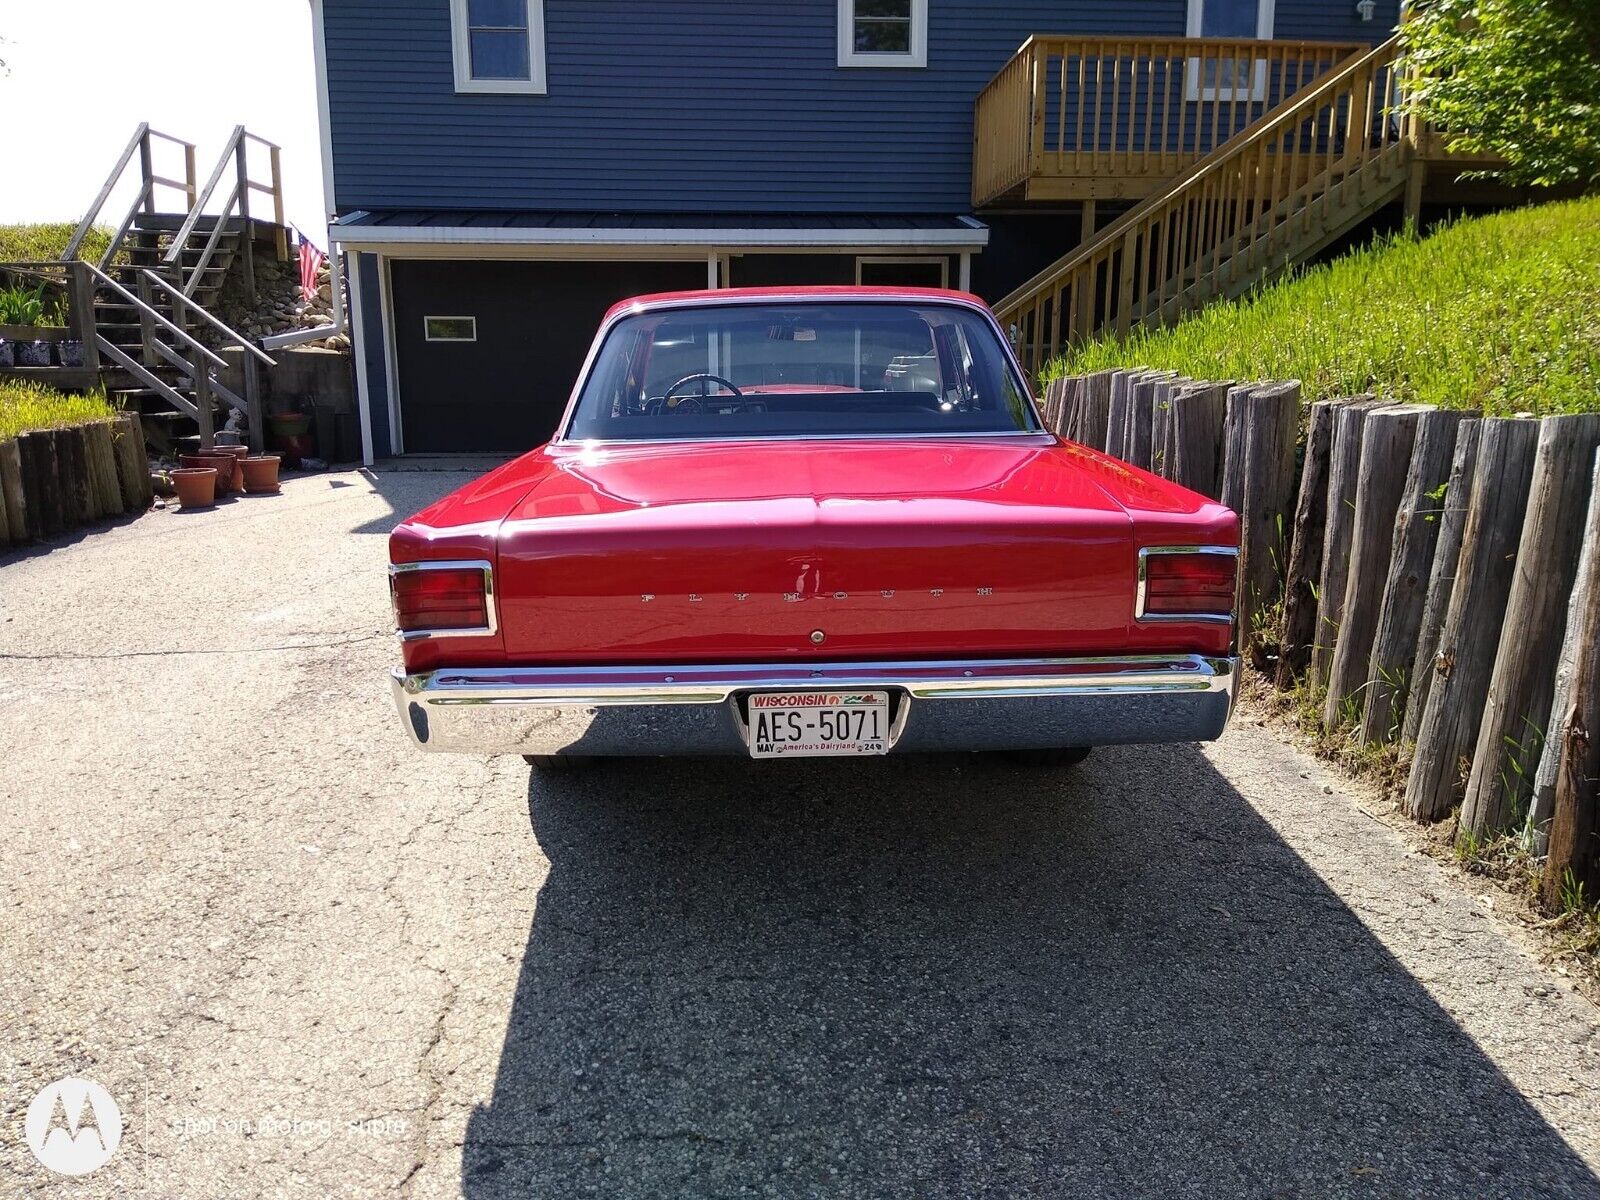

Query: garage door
left=389, top=259, right=706, bottom=453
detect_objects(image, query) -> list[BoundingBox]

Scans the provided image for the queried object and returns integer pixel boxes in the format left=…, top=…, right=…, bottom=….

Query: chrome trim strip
left=389, top=653, right=1238, bottom=757
left=388, top=558, right=497, bottom=641
left=1134, top=545, right=1239, bottom=625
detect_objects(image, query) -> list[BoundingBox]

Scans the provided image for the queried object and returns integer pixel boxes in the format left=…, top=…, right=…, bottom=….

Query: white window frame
left=1185, top=0, right=1275, bottom=102
left=451, top=0, right=546, bottom=95
left=854, top=256, right=949, bottom=287
left=837, top=0, right=927, bottom=69
left=424, top=315, right=478, bottom=342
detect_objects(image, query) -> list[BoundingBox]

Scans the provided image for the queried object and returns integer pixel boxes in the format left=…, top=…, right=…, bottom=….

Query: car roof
left=601, top=285, right=991, bottom=325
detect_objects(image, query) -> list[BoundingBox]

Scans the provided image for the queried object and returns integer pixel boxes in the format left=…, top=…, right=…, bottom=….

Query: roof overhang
left=329, top=211, right=989, bottom=253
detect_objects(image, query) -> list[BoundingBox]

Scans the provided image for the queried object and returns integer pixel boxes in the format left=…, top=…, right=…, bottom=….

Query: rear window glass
left=565, top=301, right=1040, bottom=441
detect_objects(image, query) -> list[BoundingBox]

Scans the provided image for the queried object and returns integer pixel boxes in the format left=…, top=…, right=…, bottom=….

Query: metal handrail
left=139, top=269, right=276, bottom=366
left=82, top=262, right=227, bottom=371
left=63, top=124, right=197, bottom=263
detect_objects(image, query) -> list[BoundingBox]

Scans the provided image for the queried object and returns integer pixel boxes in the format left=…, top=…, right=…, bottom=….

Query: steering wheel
left=660, top=373, right=743, bottom=413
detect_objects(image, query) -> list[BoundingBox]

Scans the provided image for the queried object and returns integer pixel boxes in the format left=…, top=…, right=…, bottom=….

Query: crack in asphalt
left=0, top=631, right=391, bottom=661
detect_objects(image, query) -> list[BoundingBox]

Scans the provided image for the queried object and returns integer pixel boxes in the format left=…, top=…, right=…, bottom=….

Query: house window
left=451, top=0, right=546, bottom=95
left=424, top=316, right=477, bottom=342
left=837, top=0, right=927, bottom=69
left=1186, top=0, right=1275, bottom=100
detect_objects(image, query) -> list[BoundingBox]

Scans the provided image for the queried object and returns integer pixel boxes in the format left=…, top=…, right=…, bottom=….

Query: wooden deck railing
left=974, top=36, right=1369, bottom=206
left=995, top=34, right=1411, bottom=370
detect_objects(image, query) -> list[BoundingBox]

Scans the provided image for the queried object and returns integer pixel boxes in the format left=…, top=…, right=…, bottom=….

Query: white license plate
left=746, top=690, right=891, bottom=758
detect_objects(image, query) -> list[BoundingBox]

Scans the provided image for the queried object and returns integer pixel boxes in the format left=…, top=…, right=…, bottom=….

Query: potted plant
left=170, top=466, right=218, bottom=509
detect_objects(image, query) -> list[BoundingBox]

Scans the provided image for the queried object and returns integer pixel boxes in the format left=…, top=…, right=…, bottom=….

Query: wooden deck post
left=1402, top=419, right=1483, bottom=749
left=1359, top=408, right=1474, bottom=744
left=1323, top=404, right=1429, bottom=732
left=1405, top=417, right=1540, bottom=823
left=1459, top=415, right=1600, bottom=845
left=1275, top=399, right=1340, bottom=690
left=1528, top=449, right=1600, bottom=854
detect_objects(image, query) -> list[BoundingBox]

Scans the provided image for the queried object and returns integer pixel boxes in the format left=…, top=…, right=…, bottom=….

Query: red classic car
left=389, top=287, right=1239, bottom=768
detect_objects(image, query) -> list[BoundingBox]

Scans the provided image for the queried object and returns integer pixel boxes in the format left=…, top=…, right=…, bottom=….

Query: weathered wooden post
left=1402, top=419, right=1483, bottom=749
left=1459, top=415, right=1600, bottom=846
left=1105, top=370, right=1136, bottom=459
left=56, top=428, right=93, bottom=528
left=1323, top=405, right=1430, bottom=730
left=1528, top=448, right=1600, bottom=854
left=1220, top=381, right=1301, bottom=662
left=1405, top=417, right=1540, bottom=823
left=0, top=440, right=25, bottom=545
left=1067, top=370, right=1114, bottom=450
left=1542, top=455, right=1600, bottom=908
left=1310, top=397, right=1378, bottom=688
left=87, top=421, right=123, bottom=517
left=1275, top=399, right=1340, bottom=690
left=1164, top=382, right=1229, bottom=501
left=112, top=414, right=153, bottom=512
left=1043, top=377, right=1071, bottom=432
left=1359, top=408, right=1474, bottom=744
left=16, top=431, right=54, bottom=541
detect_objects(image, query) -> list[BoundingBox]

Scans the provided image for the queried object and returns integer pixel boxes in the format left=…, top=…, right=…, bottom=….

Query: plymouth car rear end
left=388, top=288, right=1238, bottom=763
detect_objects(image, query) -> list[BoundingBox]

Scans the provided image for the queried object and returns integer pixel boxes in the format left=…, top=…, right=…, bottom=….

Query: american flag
left=297, top=229, right=326, bottom=302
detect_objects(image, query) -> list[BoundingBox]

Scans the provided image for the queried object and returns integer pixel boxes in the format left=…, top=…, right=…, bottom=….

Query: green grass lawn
left=0, top=223, right=114, bottom=265
left=0, top=380, right=116, bottom=442
left=1044, top=197, right=1600, bottom=415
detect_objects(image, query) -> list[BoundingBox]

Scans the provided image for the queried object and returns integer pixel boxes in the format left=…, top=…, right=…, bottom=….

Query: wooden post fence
left=1359, top=408, right=1474, bottom=744
left=1406, top=417, right=1540, bottom=823
left=1220, top=381, right=1300, bottom=663
left=1323, top=404, right=1429, bottom=732
left=1459, top=415, right=1600, bottom=846
left=1311, top=397, right=1378, bottom=688
left=1542, top=446, right=1600, bottom=909
left=1275, top=399, right=1341, bottom=689
left=1402, top=419, right=1483, bottom=749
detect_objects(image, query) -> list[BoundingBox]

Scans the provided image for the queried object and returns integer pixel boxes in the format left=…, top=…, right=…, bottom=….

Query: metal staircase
left=59, top=123, right=285, bottom=449
left=995, top=35, right=1415, bottom=371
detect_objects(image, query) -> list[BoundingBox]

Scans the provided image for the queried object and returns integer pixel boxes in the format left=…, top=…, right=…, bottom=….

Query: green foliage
left=1402, top=0, right=1600, bottom=187
left=0, top=283, right=49, bottom=326
left=0, top=223, right=116, bottom=265
left=0, top=381, right=116, bottom=442
left=1045, top=198, right=1600, bottom=415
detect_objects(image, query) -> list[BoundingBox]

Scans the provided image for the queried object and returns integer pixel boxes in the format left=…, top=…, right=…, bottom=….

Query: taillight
left=390, top=561, right=494, bottom=638
left=1137, top=547, right=1237, bottom=621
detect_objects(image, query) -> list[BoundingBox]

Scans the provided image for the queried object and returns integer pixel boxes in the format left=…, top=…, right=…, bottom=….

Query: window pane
left=856, top=0, right=911, bottom=17
left=854, top=19, right=911, bottom=54
left=470, top=29, right=531, bottom=79
left=1199, top=0, right=1260, bottom=38
left=424, top=316, right=477, bottom=341
left=468, top=0, right=526, bottom=29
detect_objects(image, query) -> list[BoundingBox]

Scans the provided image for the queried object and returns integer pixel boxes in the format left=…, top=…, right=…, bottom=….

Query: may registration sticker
left=746, top=690, right=890, bottom=758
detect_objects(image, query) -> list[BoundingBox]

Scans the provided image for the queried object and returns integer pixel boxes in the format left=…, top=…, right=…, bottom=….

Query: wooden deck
left=973, top=36, right=1369, bottom=207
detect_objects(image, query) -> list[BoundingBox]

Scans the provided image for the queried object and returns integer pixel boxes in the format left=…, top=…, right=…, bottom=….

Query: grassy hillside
left=1044, top=198, right=1600, bottom=415
left=0, top=380, right=116, bottom=441
left=0, top=223, right=114, bottom=265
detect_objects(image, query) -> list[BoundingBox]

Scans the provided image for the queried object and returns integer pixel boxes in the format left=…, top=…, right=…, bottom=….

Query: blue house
left=312, top=0, right=1397, bottom=457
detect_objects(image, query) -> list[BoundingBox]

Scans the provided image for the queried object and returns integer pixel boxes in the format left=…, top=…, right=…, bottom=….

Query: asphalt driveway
left=2, top=464, right=1598, bottom=1199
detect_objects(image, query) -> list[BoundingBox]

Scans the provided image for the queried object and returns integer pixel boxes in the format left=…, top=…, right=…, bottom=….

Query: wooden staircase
left=60, top=124, right=285, bottom=450
left=995, top=35, right=1415, bottom=371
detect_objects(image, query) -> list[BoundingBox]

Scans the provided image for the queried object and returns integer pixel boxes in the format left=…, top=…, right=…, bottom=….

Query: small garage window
left=856, top=257, right=948, bottom=288
left=450, top=0, right=547, bottom=94
left=424, top=316, right=478, bottom=342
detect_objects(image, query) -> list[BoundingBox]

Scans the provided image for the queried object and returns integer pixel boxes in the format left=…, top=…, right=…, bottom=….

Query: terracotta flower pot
left=180, top=452, right=237, bottom=494
left=241, top=455, right=282, bottom=494
left=212, top=444, right=249, bottom=491
left=171, top=467, right=217, bottom=509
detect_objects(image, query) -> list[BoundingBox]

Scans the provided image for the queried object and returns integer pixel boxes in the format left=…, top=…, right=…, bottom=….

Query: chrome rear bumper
left=390, top=654, right=1237, bottom=758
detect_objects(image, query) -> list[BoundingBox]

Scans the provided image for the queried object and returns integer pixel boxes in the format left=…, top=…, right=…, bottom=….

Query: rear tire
left=997, top=746, right=1093, bottom=768
left=523, top=754, right=594, bottom=771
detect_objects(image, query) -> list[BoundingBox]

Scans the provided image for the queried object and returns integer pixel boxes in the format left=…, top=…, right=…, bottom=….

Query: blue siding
left=353, top=252, right=393, bottom=457
left=324, top=0, right=1399, bottom=215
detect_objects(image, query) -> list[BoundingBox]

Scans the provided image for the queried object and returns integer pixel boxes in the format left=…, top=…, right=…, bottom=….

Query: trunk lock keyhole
left=810, top=630, right=826, bottom=645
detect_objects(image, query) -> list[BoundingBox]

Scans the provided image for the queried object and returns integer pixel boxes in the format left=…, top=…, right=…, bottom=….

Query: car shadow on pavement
left=463, top=742, right=1599, bottom=1199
